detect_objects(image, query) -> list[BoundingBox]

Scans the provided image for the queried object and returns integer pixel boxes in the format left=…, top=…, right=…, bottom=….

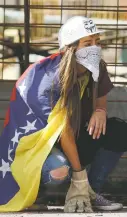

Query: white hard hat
left=58, top=16, right=104, bottom=49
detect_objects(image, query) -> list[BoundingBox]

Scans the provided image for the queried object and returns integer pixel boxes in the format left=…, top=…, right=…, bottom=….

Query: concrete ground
left=0, top=214, right=127, bottom=217
left=0, top=206, right=127, bottom=217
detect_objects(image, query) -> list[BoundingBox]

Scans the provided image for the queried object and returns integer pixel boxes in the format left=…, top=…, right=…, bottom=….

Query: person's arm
left=96, top=95, right=107, bottom=111
left=61, top=122, right=94, bottom=213
left=60, top=121, right=82, bottom=171
left=87, top=60, right=113, bottom=139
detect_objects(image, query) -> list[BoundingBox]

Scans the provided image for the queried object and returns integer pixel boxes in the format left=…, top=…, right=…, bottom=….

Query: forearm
left=96, top=95, right=107, bottom=110
left=60, top=123, right=82, bottom=171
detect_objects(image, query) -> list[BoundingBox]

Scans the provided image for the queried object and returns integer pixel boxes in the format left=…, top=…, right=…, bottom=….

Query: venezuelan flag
left=0, top=53, right=89, bottom=211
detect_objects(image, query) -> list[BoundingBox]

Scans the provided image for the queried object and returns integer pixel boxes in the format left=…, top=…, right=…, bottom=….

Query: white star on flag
left=18, top=80, right=26, bottom=97
left=0, top=159, right=11, bottom=178
left=20, top=120, right=37, bottom=134
left=8, top=145, right=13, bottom=162
left=27, top=108, right=33, bottom=116
left=11, top=129, right=22, bottom=148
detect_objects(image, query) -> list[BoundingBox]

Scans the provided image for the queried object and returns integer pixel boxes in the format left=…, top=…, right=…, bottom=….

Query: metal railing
left=0, top=0, right=127, bottom=85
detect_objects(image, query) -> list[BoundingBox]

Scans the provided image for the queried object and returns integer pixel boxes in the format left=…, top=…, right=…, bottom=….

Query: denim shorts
left=41, top=147, right=72, bottom=185
left=41, top=118, right=127, bottom=185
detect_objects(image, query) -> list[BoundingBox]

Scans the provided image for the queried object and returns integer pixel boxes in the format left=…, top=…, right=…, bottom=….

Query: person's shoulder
left=18, top=53, right=61, bottom=84
left=37, top=52, right=61, bottom=68
left=99, top=59, right=108, bottom=78
left=100, top=59, right=107, bottom=70
left=98, top=59, right=108, bottom=82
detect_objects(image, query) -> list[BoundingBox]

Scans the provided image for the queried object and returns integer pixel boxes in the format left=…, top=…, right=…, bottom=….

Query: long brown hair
left=59, top=43, right=81, bottom=138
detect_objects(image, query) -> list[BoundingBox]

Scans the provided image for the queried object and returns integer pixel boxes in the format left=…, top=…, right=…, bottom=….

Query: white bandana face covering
left=75, top=45, right=102, bottom=82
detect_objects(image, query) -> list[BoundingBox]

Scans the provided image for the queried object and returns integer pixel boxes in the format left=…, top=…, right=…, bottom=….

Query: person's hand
left=87, top=108, right=106, bottom=139
left=64, top=169, right=93, bottom=213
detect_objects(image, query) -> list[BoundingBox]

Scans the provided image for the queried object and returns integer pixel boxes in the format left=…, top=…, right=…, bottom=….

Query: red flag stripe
left=10, top=86, right=16, bottom=101
left=4, top=107, right=10, bottom=127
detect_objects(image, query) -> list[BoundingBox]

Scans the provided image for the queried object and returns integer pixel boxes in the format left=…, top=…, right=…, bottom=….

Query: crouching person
left=1, top=16, right=127, bottom=213
left=38, top=16, right=126, bottom=213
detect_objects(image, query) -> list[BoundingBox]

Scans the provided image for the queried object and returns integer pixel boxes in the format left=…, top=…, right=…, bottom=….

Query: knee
left=50, top=166, right=69, bottom=180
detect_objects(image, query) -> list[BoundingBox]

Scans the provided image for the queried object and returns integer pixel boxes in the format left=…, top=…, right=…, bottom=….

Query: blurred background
left=0, top=0, right=127, bottom=84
